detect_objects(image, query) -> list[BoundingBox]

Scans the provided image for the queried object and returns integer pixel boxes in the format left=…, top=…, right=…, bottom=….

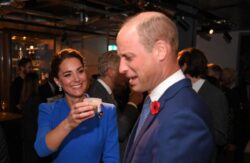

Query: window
left=108, top=44, right=117, bottom=51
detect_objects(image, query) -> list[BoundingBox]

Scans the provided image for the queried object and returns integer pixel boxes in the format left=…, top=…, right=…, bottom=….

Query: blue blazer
left=34, top=98, right=120, bottom=163
left=124, top=79, right=215, bottom=163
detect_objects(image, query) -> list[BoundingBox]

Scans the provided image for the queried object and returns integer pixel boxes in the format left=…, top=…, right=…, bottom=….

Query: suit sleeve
left=34, top=103, right=54, bottom=157
left=102, top=106, right=120, bottom=163
left=213, top=92, right=229, bottom=146
left=156, top=110, right=215, bottom=163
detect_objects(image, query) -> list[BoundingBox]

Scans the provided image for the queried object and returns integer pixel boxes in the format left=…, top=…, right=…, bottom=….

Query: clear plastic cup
left=84, top=97, right=102, bottom=113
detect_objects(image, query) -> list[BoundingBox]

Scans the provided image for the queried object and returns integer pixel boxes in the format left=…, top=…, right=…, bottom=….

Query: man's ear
left=108, top=67, right=117, bottom=77
left=153, top=40, right=169, bottom=61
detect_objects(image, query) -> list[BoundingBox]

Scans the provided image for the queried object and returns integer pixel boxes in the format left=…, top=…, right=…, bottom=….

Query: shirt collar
left=97, top=78, right=112, bottom=95
left=149, top=69, right=185, bottom=101
left=192, top=78, right=205, bottom=92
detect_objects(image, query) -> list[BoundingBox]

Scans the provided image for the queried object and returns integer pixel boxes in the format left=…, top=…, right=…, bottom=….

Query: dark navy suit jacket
left=124, top=79, right=215, bottom=163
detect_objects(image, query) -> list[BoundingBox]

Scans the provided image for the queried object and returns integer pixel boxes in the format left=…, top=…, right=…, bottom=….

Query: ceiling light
left=84, top=14, right=89, bottom=23
left=11, top=36, right=17, bottom=40
left=209, top=29, right=214, bottom=35
left=80, top=12, right=89, bottom=23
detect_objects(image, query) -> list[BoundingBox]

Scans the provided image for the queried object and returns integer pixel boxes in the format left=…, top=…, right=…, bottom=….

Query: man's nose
left=119, top=58, right=127, bottom=74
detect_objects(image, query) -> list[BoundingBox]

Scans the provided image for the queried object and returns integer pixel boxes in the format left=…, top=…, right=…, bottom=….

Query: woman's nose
left=73, top=73, right=80, bottom=81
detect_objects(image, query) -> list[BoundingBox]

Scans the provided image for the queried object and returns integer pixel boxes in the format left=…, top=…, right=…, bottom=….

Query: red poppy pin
left=150, top=101, right=160, bottom=115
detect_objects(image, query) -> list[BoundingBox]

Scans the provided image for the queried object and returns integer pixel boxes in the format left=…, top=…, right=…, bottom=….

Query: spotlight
left=80, top=12, right=89, bottom=23
left=209, top=29, right=214, bottom=35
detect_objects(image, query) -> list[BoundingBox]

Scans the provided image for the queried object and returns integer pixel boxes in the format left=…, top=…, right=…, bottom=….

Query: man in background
left=10, top=57, right=33, bottom=113
left=87, top=51, right=143, bottom=158
left=178, top=48, right=229, bottom=163
left=39, top=72, right=62, bottom=103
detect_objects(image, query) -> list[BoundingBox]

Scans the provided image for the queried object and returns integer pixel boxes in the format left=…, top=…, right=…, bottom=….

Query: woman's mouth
left=72, top=84, right=82, bottom=89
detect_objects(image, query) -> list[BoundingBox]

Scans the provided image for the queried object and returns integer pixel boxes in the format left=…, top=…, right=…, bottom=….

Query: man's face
left=116, top=27, right=158, bottom=92
left=23, top=62, right=33, bottom=74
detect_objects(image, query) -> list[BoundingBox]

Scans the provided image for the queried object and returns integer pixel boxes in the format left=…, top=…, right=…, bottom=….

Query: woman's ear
left=54, top=77, right=61, bottom=87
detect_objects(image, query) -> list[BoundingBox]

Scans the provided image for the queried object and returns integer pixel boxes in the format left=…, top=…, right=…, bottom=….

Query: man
left=88, top=51, right=121, bottom=105
left=178, top=48, right=229, bottom=163
left=207, top=63, right=223, bottom=88
left=39, top=72, right=62, bottom=103
left=116, top=11, right=215, bottom=163
left=10, top=57, right=33, bottom=113
left=87, top=51, right=143, bottom=158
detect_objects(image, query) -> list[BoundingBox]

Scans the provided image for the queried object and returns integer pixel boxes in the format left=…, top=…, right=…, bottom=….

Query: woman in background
left=34, top=48, right=119, bottom=163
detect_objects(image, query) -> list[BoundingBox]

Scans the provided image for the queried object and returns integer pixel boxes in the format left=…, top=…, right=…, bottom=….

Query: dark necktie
left=134, top=96, right=151, bottom=140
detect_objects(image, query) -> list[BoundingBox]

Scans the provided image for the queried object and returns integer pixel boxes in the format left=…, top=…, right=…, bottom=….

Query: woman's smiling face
left=55, top=57, right=87, bottom=100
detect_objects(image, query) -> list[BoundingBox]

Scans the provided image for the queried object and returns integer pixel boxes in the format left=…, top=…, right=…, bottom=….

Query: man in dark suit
left=39, top=74, right=62, bottom=103
left=178, top=48, right=229, bottom=163
left=10, top=57, right=33, bottom=113
left=87, top=51, right=143, bottom=158
left=116, top=11, right=215, bottom=163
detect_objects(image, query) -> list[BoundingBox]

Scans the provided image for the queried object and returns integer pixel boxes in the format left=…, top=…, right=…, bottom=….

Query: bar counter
left=0, top=112, right=22, bottom=122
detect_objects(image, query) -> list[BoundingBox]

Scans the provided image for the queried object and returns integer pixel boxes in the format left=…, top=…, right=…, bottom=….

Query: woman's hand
left=45, top=100, right=96, bottom=151
left=66, top=100, right=96, bottom=130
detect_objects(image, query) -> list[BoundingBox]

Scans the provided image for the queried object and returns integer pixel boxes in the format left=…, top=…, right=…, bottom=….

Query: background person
left=19, top=72, right=51, bottom=163
left=39, top=72, right=62, bottom=103
left=178, top=48, right=229, bottom=163
left=34, top=48, right=119, bottom=163
left=87, top=51, right=143, bottom=159
left=10, top=57, right=33, bottom=113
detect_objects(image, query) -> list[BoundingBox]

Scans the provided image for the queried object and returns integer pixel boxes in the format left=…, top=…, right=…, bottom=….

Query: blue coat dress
left=34, top=98, right=120, bottom=163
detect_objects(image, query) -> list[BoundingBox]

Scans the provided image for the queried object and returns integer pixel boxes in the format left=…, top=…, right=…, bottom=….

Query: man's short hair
left=18, top=58, right=32, bottom=68
left=98, top=51, right=120, bottom=76
left=178, top=48, right=208, bottom=78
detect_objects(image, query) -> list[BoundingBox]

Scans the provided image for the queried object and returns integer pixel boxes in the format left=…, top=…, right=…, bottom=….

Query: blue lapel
left=124, top=79, right=191, bottom=163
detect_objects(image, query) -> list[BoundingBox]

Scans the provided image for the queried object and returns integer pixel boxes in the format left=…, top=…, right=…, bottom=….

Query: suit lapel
left=124, top=79, right=192, bottom=162
left=124, top=119, right=139, bottom=163
left=135, top=79, right=191, bottom=142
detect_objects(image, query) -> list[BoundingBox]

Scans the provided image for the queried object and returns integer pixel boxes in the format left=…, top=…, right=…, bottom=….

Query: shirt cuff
left=127, top=102, right=137, bottom=109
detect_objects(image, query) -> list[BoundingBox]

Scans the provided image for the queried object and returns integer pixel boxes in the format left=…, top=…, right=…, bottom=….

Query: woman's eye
left=63, top=73, right=71, bottom=77
left=78, top=68, right=85, bottom=73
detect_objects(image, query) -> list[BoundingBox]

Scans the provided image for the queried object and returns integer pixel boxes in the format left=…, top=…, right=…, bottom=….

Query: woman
left=34, top=48, right=119, bottom=163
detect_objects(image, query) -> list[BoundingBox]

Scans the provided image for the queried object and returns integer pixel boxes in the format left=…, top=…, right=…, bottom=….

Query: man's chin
left=130, top=85, right=144, bottom=93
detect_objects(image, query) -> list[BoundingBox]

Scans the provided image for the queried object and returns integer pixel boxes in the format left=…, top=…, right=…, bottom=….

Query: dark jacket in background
left=10, top=76, right=23, bottom=113
left=39, top=81, right=61, bottom=103
left=87, top=78, right=140, bottom=158
left=198, top=80, right=229, bottom=146
left=0, top=125, right=9, bottom=163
